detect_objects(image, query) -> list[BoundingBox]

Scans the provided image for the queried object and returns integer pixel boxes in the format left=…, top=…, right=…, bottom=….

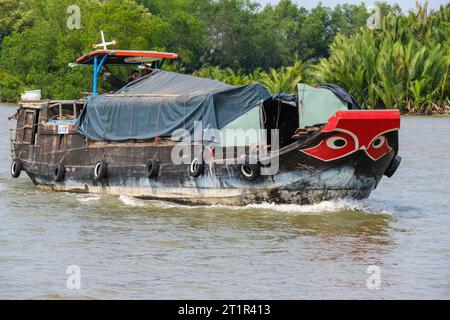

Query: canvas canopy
left=77, top=70, right=271, bottom=142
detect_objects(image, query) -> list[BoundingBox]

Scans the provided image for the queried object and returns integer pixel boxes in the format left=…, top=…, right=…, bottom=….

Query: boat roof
left=76, top=49, right=179, bottom=65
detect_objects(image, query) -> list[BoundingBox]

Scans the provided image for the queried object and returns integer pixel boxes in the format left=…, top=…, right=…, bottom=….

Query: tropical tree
left=193, top=60, right=305, bottom=94
left=0, top=0, right=158, bottom=101
left=0, top=0, right=448, bottom=112
left=315, top=1, right=449, bottom=113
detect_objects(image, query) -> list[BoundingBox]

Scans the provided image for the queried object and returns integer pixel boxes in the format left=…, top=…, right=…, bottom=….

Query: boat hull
left=11, top=108, right=400, bottom=205
left=18, top=139, right=395, bottom=205
left=31, top=170, right=376, bottom=206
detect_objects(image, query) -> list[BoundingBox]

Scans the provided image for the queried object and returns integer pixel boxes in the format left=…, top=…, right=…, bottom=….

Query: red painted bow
left=301, top=110, right=400, bottom=162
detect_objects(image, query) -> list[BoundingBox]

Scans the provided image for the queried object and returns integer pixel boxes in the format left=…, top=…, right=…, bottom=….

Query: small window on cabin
left=25, top=111, right=34, bottom=126
left=22, top=110, right=36, bottom=144
left=46, top=102, right=83, bottom=122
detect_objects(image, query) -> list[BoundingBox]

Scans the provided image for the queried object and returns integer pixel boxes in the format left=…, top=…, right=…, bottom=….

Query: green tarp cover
left=77, top=70, right=271, bottom=141
left=298, top=83, right=348, bottom=128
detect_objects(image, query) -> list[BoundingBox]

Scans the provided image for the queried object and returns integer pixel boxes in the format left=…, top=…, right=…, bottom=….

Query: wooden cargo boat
left=8, top=37, right=401, bottom=205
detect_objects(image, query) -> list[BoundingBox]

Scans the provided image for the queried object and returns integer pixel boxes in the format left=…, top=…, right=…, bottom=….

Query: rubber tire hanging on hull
left=94, top=160, right=107, bottom=181
left=384, top=156, right=402, bottom=178
left=189, top=157, right=204, bottom=178
left=11, top=159, right=22, bottom=178
left=54, top=163, right=65, bottom=182
left=240, top=156, right=260, bottom=180
left=145, top=159, right=159, bottom=178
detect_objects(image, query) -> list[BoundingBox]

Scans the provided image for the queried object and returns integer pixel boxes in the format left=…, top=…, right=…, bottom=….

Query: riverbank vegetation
left=0, top=0, right=448, bottom=114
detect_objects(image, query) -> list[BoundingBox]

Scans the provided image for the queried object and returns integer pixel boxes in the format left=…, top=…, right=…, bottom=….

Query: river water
left=0, top=103, right=449, bottom=299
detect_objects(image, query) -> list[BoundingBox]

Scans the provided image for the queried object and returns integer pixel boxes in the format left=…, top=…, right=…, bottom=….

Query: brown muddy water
left=0, top=103, right=449, bottom=299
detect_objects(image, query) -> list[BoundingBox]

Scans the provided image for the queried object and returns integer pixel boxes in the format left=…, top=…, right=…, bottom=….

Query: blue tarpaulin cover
left=77, top=70, right=271, bottom=141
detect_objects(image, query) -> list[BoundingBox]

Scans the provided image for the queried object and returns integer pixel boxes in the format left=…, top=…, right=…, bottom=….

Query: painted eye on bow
left=371, top=136, right=385, bottom=149
left=301, top=132, right=358, bottom=162
left=326, top=136, right=347, bottom=149
left=366, top=135, right=391, bottom=161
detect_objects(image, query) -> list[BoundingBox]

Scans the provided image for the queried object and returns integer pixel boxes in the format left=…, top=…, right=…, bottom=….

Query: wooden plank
left=38, top=123, right=79, bottom=135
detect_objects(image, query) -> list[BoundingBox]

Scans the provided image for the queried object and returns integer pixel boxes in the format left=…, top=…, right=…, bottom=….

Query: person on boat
left=139, top=65, right=153, bottom=76
left=101, top=65, right=126, bottom=89
left=127, top=66, right=154, bottom=83
left=128, top=70, right=140, bottom=83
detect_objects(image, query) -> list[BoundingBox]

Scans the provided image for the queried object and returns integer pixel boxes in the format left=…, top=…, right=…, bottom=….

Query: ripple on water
left=31, top=293, right=97, bottom=300
left=75, top=194, right=102, bottom=203
left=2, top=106, right=449, bottom=299
left=118, top=197, right=394, bottom=215
left=210, top=199, right=393, bottom=215
left=118, top=194, right=145, bottom=207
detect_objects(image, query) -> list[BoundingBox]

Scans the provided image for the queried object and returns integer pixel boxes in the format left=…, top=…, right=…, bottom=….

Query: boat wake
left=75, top=195, right=102, bottom=203
left=236, top=199, right=389, bottom=214
left=76, top=192, right=393, bottom=215
left=153, top=198, right=393, bottom=215
left=118, top=194, right=145, bottom=207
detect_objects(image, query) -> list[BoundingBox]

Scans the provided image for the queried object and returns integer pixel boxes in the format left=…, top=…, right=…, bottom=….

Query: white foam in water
left=76, top=195, right=101, bottom=202
left=205, top=199, right=380, bottom=214
left=118, top=194, right=145, bottom=207
left=79, top=192, right=391, bottom=215
left=152, top=198, right=392, bottom=215
left=243, top=199, right=367, bottom=213
left=154, top=200, right=191, bottom=210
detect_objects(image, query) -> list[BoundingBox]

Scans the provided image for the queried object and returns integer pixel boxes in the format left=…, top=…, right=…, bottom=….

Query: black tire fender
left=11, top=159, right=22, bottom=178
left=240, top=156, right=260, bottom=180
left=54, top=163, right=65, bottom=182
left=94, top=160, right=107, bottom=181
left=189, top=157, right=204, bottom=178
left=145, top=159, right=159, bottom=178
left=384, top=156, right=401, bottom=178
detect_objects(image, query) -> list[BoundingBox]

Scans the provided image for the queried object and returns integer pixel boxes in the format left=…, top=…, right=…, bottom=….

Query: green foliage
left=257, top=60, right=304, bottom=93
left=315, top=2, right=450, bottom=114
left=0, top=68, right=23, bottom=101
left=193, top=66, right=253, bottom=85
left=0, top=0, right=32, bottom=43
left=0, top=0, right=155, bottom=100
left=193, top=60, right=305, bottom=94
left=0, top=0, right=448, bottom=114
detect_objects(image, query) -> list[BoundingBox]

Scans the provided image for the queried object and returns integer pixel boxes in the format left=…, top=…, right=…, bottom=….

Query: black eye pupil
left=374, top=138, right=381, bottom=146
left=334, top=139, right=346, bottom=147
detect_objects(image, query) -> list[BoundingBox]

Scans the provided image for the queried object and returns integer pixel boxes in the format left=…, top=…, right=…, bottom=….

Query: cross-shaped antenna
left=93, top=31, right=116, bottom=50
